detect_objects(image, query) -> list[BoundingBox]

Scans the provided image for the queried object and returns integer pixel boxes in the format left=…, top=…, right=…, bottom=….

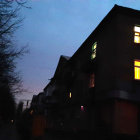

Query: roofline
left=69, top=4, right=140, bottom=62
left=44, top=55, right=70, bottom=91
left=44, top=5, right=140, bottom=91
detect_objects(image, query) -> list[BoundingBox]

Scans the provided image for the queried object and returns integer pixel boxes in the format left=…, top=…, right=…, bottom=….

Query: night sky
left=15, top=0, right=140, bottom=102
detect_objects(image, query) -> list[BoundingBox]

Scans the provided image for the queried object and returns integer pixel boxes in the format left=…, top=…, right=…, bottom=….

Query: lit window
left=69, top=92, right=72, bottom=98
left=134, top=60, right=140, bottom=80
left=91, top=42, right=97, bottom=59
left=89, top=73, right=95, bottom=88
left=134, top=26, right=140, bottom=43
left=81, top=106, right=84, bottom=111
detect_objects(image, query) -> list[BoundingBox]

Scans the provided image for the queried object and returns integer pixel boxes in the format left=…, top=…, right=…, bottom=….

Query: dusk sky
left=15, top=0, right=140, bottom=102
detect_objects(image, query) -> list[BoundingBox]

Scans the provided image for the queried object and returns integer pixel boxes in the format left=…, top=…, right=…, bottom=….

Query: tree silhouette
left=0, top=0, right=27, bottom=122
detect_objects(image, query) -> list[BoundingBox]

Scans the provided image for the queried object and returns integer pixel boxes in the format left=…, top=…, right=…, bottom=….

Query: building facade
left=32, top=5, right=140, bottom=139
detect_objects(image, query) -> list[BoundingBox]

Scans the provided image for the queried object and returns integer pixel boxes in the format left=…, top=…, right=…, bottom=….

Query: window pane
left=135, top=61, right=140, bottom=67
left=135, top=32, right=140, bottom=36
left=94, top=44, right=97, bottom=49
left=91, top=42, right=97, bottom=60
left=69, top=92, right=72, bottom=98
left=134, top=67, right=140, bottom=80
left=91, top=53, right=96, bottom=59
left=92, top=42, right=97, bottom=51
left=89, top=74, right=95, bottom=88
left=134, top=36, right=140, bottom=43
left=134, top=26, right=140, bottom=33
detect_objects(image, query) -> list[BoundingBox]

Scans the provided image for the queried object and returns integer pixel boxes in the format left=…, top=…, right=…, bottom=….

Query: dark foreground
left=0, top=124, right=139, bottom=140
left=0, top=124, right=92, bottom=140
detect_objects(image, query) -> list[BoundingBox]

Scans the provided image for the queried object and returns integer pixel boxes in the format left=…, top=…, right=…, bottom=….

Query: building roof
left=61, top=55, right=71, bottom=60
left=70, top=4, right=140, bottom=62
left=44, top=5, right=140, bottom=92
left=44, top=55, right=70, bottom=91
left=53, top=55, right=70, bottom=77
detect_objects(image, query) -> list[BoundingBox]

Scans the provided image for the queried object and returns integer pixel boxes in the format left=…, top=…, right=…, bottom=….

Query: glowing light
left=92, top=42, right=97, bottom=51
left=135, top=61, right=140, bottom=66
left=93, top=43, right=97, bottom=50
left=135, top=32, right=140, bottom=36
left=91, top=42, right=97, bottom=60
left=11, top=120, right=13, bottom=123
left=81, top=106, right=84, bottom=111
left=134, top=60, right=140, bottom=80
left=30, top=110, right=33, bottom=115
left=69, top=92, right=72, bottom=98
left=134, top=26, right=140, bottom=43
left=134, top=26, right=140, bottom=33
left=134, top=36, right=140, bottom=43
left=91, top=53, right=96, bottom=59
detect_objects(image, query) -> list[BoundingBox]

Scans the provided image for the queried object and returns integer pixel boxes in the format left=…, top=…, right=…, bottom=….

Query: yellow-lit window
left=69, top=92, right=72, bottom=98
left=134, top=60, right=140, bottom=80
left=91, top=42, right=97, bottom=59
left=134, top=26, right=140, bottom=43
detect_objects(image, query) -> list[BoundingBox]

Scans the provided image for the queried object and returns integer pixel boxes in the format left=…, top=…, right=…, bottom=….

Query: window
left=89, top=73, right=95, bottom=88
left=91, top=42, right=97, bottom=59
left=134, top=26, right=140, bottom=43
left=81, top=106, right=84, bottom=111
left=134, top=60, right=140, bottom=80
left=69, top=92, right=72, bottom=98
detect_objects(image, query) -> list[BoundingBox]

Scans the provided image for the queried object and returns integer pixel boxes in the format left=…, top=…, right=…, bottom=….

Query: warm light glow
left=81, top=106, right=84, bottom=111
left=91, top=53, right=96, bottom=59
left=92, top=42, right=97, bottom=51
left=135, top=61, right=140, bottom=66
left=89, top=73, right=95, bottom=88
left=135, top=32, right=140, bottom=36
left=134, top=60, right=140, bottom=80
left=134, top=36, right=140, bottom=43
left=134, top=26, right=140, bottom=43
left=91, top=42, right=97, bottom=60
left=134, top=26, right=140, bottom=33
left=69, top=92, right=72, bottom=98
left=135, top=67, right=140, bottom=79
left=30, top=110, right=33, bottom=115
left=93, top=43, right=97, bottom=50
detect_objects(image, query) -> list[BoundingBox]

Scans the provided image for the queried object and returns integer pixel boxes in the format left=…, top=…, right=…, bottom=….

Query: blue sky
left=15, top=0, right=140, bottom=101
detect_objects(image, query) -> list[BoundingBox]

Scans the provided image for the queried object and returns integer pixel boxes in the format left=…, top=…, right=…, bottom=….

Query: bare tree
left=0, top=0, right=28, bottom=121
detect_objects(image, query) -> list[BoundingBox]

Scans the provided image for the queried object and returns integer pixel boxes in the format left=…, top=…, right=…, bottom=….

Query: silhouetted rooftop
left=61, top=55, right=71, bottom=60
left=70, top=4, right=140, bottom=61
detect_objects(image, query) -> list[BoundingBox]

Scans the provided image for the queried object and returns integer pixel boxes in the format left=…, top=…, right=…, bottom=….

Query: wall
left=114, top=13, right=140, bottom=92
